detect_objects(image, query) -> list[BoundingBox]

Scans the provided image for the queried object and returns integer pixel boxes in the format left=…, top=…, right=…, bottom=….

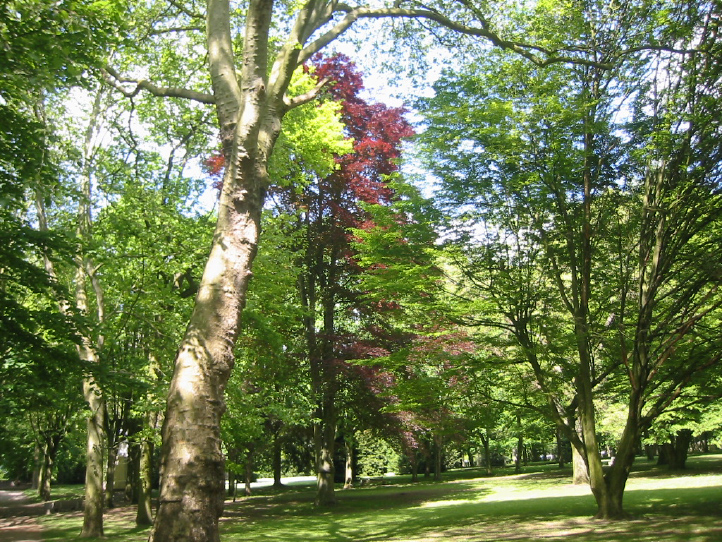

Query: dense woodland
left=1, top=0, right=721, bottom=540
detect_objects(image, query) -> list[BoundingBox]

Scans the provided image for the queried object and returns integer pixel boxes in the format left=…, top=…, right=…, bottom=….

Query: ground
left=0, top=487, right=43, bottom=542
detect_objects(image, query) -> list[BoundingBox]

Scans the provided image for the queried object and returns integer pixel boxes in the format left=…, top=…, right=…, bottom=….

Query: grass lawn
left=36, top=454, right=722, bottom=541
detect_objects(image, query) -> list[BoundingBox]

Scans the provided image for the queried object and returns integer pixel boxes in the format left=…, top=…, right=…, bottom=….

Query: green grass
left=35, top=454, right=722, bottom=541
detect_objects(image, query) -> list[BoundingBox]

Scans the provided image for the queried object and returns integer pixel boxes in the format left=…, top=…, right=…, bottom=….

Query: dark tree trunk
left=664, top=429, right=693, bottom=470
left=105, top=443, right=118, bottom=508
left=272, top=434, right=284, bottom=489
left=433, top=434, right=442, bottom=482
left=136, top=435, right=154, bottom=526
left=39, top=434, right=61, bottom=502
left=556, top=427, right=565, bottom=468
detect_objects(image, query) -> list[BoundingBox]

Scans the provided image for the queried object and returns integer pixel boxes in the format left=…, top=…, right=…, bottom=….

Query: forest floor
left=2, top=454, right=721, bottom=541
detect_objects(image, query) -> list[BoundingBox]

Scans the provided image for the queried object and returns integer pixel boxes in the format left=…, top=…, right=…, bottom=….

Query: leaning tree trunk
left=147, top=0, right=279, bottom=537
left=147, top=143, right=264, bottom=541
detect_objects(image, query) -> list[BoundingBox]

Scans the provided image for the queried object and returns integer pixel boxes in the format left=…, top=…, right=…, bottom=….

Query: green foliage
left=269, top=69, right=352, bottom=189
left=356, top=430, right=400, bottom=476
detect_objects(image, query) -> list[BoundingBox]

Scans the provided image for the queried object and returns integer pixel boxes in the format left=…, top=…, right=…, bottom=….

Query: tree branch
left=298, top=4, right=612, bottom=69
left=284, top=76, right=331, bottom=110
left=102, top=67, right=215, bottom=104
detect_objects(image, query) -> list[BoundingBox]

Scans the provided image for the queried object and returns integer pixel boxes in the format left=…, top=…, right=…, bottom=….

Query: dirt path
left=0, top=490, right=43, bottom=542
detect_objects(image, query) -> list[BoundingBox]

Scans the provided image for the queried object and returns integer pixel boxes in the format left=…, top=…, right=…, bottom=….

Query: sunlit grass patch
left=34, top=454, right=722, bottom=541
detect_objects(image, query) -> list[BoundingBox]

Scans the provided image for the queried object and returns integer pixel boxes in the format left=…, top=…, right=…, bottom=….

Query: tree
left=1, top=1, right=126, bottom=533
left=96, top=0, right=619, bottom=538
left=418, top=0, right=722, bottom=518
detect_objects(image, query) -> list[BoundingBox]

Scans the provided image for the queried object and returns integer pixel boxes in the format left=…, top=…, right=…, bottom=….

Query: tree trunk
left=344, top=439, right=354, bottom=489
left=556, top=427, right=565, bottom=468
left=147, top=0, right=275, bottom=526
left=136, top=434, right=154, bottom=526
left=105, top=443, right=118, bottom=508
left=39, top=434, right=61, bottom=502
left=481, top=434, right=492, bottom=475
left=314, top=401, right=337, bottom=505
left=664, top=429, right=693, bottom=470
left=433, top=434, right=443, bottom=482
left=81, top=378, right=106, bottom=537
left=32, top=442, right=41, bottom=491
left=244, top=447, right=254, bottom=497
left=572, top=444, right=589, bottom=485
left=272, top=434, right=284, bottom=489
left=411, top=452, right=419, bottom=483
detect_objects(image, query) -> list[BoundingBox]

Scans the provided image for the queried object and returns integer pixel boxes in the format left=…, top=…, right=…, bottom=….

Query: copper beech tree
left=103, top=0, right=607, bottom=540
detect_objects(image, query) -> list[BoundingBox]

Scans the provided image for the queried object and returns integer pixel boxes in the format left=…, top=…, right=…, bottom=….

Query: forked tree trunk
left=147, top=0, right=279, bottom=534
left=39, top=434, right=61, bottom=502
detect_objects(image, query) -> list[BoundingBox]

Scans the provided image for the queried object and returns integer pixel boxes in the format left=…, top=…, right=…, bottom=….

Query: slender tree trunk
left=556, top=427, right=565, bottom=468
left=126, top=441, right=138, bottom=503
left=136, top=429, right=155, bottom=526
left=105, top=442, right=118, bottom=508
left=39, top=435, right=61, bottom=502
left=481, top=434, right=492, bottom=475
left=244, top=446, right=254, bottom=497
left=272, top=433, right=284, bottom=489
left=433, top=434, right=442, bottom=482
left=344, top=439, right=354, bottom=489
left=32, top=442, right=41, bottom=490
left=411, top=452, right=419, bottom=482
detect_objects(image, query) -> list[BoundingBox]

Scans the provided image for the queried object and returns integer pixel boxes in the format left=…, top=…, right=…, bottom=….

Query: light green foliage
left=356, top=430, right=400, bottom=476
left=269, top=69, right=352, bottom=189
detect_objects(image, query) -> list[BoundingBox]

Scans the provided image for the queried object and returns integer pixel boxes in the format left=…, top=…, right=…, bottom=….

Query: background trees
left=1, top=0, right=721, bottom=538
left=417, top=0, right=722, bottom=519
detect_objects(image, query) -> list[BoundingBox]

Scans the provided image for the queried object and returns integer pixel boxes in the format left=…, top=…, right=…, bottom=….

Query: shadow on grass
left=220, top=480, right=721, bottom=542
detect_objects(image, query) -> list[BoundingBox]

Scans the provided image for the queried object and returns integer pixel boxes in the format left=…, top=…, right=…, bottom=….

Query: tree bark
left=39, top=434, right=61, bottom=502
left=571, top=445, right=589, bottom=485
left=105, top=442, right=118, bottom=508
left=344, top=439, right=354, bottom=489
left=272, top=433, right=284, bottom=489
left=433, top=434, right=443, bottom=482
left=244, top=447, right=254, bottom=497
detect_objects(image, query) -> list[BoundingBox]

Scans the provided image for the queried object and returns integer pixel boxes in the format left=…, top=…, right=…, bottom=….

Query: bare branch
left=284, top=77, right=332, bottom=110
left=299, top=4, right=612, bottom=69
left=150, top=25, right=204, bottom=35
left=102, top=67, right=215, bottom=104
